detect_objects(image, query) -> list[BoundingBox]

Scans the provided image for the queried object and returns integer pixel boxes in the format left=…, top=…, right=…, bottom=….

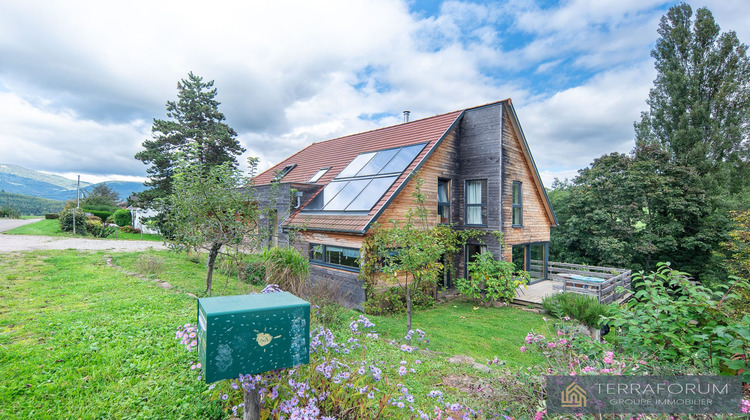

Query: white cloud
left=0, top=0, right=747, bottom=186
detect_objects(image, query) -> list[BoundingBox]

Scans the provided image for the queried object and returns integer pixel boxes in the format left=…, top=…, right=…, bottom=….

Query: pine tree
left=134, top=72, right=245, bottom=209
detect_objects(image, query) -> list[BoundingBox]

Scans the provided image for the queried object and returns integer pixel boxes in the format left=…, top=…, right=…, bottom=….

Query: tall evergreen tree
left=634, top=3, right=750, bottom=193
left=134, top=72, right=245, bottom=209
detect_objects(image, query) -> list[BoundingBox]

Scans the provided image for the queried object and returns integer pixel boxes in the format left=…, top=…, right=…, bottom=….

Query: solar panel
left=323, top=179, right=371, bottom=211
left=355, top=148, right=399, bottom=177
left=345, top=176, right=397, bottom=211
left=336, top=152, right=375, bottom=178
left=379, top=144, right=425, bottom=174
left=302, top=143, right=427, bottom=213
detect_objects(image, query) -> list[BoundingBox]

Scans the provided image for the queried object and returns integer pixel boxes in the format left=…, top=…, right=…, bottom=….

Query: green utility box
left=197, top=292, right=310, bottom=383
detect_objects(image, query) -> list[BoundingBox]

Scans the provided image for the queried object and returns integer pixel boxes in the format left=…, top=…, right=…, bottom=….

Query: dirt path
left=0, top=219, right=167, bottom=253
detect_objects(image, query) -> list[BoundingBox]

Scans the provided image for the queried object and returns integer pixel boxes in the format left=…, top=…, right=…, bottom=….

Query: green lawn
left=0, top=250, right=551, bottom=418
left=0, top=251, right=224, bottom=419
left=3, top=218, right=162, bottom=241
left=366, top=300, right=547, bottom=367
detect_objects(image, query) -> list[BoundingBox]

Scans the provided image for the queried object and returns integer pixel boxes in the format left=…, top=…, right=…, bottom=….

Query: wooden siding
left=500, top=108, right=552, bottom=259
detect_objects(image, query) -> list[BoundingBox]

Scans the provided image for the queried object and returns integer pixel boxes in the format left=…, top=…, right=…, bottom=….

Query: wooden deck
left=512, top=279, right=562, bottom=308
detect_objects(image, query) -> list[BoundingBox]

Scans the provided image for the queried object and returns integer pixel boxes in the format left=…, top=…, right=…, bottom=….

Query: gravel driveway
left=0, top=219, right=167, bottom=253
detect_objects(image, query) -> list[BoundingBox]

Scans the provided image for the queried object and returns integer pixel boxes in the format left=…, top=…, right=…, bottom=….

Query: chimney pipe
left=403, top=111, right=410, bottom=123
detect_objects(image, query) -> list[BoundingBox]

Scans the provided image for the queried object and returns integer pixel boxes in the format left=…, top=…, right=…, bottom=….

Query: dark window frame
left=273, top=164, right=297, bottom=182
left=309, top=243, right=360, bottom=272
left=437, top=178, right=450, bottom=224
left=464, top=179, right=488, bottom=226
left=512, top=181, right=523, bottom=227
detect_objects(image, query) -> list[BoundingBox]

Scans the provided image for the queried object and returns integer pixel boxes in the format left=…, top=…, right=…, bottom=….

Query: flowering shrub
left=175, top=289, right=479, bottom=419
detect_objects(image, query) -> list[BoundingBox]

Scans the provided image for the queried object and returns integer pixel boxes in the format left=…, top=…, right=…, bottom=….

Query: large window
left=310, top=244, right=360, bottom=271
left=512, top=181, right=522, bottom=227
left=512, top=243, right=548, bottom=283
left=437, top=178, right=450, bottom=224
left=465, top=179, right=487, bottom=225
left=465, top=243, right=487, bottom=279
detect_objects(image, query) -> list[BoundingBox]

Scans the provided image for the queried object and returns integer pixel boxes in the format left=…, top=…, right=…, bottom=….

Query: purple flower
left=221, top=394, right=228, bottom=400
left=398, top=366, right=407, bottom=376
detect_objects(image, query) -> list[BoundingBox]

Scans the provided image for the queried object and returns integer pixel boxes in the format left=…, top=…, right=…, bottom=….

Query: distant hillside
left=81, top=181, right=148, bottom=202
left=0, top=164, right=147, bottom=202
left=0, top=191, right=64, bottom=215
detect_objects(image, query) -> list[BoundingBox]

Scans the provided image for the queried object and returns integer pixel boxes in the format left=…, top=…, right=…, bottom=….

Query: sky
left=1, top=0, right=748, bottom=187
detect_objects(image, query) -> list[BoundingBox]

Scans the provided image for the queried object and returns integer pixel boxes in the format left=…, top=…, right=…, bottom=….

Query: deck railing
left=532, top=260, right=632, bottom=304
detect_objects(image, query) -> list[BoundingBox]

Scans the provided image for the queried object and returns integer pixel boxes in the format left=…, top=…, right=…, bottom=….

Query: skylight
left=273, top=164, right=296, bottom=181
left=303, top=143, right=426, bottom=212
left=307, top=167, right=330, bottom=183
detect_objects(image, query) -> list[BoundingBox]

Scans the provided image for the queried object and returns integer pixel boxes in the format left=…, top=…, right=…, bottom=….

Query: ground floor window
left=511, top=242, right=548, bottom=282
left=310, top=243, right=360, bottom=272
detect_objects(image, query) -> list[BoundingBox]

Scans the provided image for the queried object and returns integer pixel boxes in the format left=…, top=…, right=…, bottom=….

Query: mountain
left=0, top=164, right=147, bottom=202
left=0, top=191, right=64, bottom=215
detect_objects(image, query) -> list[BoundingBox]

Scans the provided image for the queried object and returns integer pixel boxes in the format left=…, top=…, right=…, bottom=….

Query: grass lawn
left=0, top=251, right=223, bottom=419
left=3, top=218, right=162, bottom=241
left=1, top=250, right=551, bottom=418
left=366, top=300, right=547, bottom=367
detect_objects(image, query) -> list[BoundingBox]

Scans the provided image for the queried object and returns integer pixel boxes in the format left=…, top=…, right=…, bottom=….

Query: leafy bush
left=113, top=209, right=132, bottom=227
left=456, top=252, right=530, bottom=303
left=0, top=206, right=20, bottom=218
left=238, top=254, right=266, bottom=286
left=542, top=292, right=612, bottom=328
left=120, top=225, right=141, bottom=234
left=605, top=263, right=750, bottom=379
left=364, top=284, right=434, bottom=315
left=86, top=214, right=102, bottom=222
left=85, top=220, right=116, bottom=238
left=260, top=247, right=308, bottom=295
left=59, top=208, right=87, bottom=234
left=83, top=209, right=113, bottom=221
left=45, top=213, right=60, bottom=219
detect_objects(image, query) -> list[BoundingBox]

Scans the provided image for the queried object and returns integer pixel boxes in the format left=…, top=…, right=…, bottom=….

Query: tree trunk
left=406, top=276, right=412, bottom=343
left=243, top=388, right=260, bottom=420
left=206, top=242, right=222, bottom=295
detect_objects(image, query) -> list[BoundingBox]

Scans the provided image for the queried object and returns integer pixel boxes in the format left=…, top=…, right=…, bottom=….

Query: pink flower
left=557, top=330, right=564, bottom=336
left=547, top=342, right=557, bottom=349
left=520, top=346, right=527, bottom=352
left=534, top=409, right=546, bottom=420
left=603, top=351, right=614, bottom=364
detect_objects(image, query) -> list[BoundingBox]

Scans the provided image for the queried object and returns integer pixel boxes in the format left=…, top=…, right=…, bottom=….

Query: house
left=252, top=99, right=557, bottom=307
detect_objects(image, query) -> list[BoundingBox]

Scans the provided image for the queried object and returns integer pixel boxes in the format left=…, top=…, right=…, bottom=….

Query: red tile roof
left=254, top=109, right=464, bottom=233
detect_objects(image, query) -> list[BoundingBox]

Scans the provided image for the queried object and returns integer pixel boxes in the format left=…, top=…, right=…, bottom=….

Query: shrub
left=113, top=209, right=132, bottom=227
left=120, top=225, right=141, bottom=234
left=59, top=208, right=87, bottom=234
left=456, top=252, right=530, bottom=304
left=238, top=254, right=266, bottom=286
left=45, top=213, right=60, bottom=219
left=83, top=209, right=113, bottom=221
left=542, top=292, right=612, bottom=328
left=85, top=220, right=116, bottom=238
left=260, top=247, right=308, bottom=295
left=86, top=214, right=102, bottom=222
left=0, top=206, right=20, bottom=218
left=605, top=263, right=750, bottom=379
left=364, top=284, right=434, bottom=315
